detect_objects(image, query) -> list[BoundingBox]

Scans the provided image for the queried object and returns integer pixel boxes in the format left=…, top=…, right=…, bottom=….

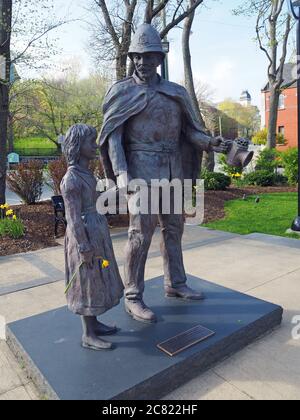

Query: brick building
left=262, top=63, right=297, bottom=149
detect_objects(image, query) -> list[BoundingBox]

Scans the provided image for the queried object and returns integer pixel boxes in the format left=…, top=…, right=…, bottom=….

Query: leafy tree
left=234, top=1, right=295, bottom=148
left=12, top=73, right=108, bottom=147
left=218, top=99, right=261, bottom=139
left=0, top=0, right=68, bottom=204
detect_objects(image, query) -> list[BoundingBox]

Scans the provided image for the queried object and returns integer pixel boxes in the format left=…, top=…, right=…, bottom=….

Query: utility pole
left=0, top=0, right=12, bottom=204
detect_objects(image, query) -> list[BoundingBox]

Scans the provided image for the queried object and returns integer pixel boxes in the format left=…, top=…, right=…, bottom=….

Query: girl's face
left=80, top=133, right=98, bottom=161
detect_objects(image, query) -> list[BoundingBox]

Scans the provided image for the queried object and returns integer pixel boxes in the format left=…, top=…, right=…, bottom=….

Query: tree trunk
left=182, top=4, right=203, bottom=125
left=0, top=0, right=12, bottom=204
left=116, top=51, right=127, bottom=81
left=182, top=0, right=214, bottom=172
left=8, top=112, right=14, bottom=153
left=267, top=87, right=280, bottom=149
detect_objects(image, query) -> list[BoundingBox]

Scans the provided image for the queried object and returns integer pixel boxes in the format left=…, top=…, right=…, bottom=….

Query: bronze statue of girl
left=61, top=124, right=124, bottom=351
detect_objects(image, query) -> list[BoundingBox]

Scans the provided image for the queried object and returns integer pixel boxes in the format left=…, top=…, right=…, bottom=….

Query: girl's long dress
left=61, top=165, right=124, bottom=316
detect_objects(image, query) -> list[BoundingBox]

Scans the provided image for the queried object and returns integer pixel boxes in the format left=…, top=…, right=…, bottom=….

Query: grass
left=13, top=137, right=59, bottom=157
left=204, top=193, right=300, bottom=240
left=14, top=137, right=57, bottom=149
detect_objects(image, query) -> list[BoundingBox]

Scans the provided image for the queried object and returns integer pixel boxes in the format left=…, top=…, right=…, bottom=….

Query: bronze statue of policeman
left=99, top=24, right=227, bottom=324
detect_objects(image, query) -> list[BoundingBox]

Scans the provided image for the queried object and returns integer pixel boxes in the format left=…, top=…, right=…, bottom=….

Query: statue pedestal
left=6, top=275, right=282, bottom=400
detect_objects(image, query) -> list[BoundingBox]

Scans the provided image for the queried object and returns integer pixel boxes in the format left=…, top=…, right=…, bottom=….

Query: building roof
left=262, top=63, right=297, bottom=92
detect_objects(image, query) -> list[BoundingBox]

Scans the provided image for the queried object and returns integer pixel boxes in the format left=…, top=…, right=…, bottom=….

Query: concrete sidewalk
left=0, top=226, right=299, bottom=400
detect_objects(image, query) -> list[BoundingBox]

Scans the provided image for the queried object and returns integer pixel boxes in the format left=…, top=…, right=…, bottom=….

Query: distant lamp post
left=161, top=6, right=169, bottom=81
left=288, top=0, right=300, bottom=232
left=161, top=41, right=170, bottom=80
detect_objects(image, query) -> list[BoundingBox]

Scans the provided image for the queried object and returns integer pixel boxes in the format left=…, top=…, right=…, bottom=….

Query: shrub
left=274, top=173, right=288, bottom=186
left=201, top=170, right=231, bottom=191
left=46, top=156, right=68, bottom=196
left=255, top=149, right=280, bottom=172
left=7, top=160, right=44, bottom=204
left=89, top=159, right=105, bottom=180
left=0, top=204, right=24, bottom=239
left=252, top=128, right=287, bottom=146
left=280, top=148, right=298, bottom=186
left=243, top=170, right=275, bottom=187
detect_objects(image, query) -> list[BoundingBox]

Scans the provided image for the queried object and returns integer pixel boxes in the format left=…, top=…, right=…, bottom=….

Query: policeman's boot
left=125, top=299, right=157, bottom=324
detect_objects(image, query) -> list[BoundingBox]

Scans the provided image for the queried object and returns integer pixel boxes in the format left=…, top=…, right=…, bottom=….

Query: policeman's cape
left=98, top=75, right=210, bottom=187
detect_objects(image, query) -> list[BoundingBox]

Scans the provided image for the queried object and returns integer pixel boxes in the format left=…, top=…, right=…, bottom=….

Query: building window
left=278, top=126, right=285, bottom=135
left=278, top=94, right=285, bottom=109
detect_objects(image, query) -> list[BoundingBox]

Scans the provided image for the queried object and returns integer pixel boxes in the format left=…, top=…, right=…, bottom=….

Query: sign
left=7, top=153, right=20, bottom=164
left=157, top=325, right=215, bottom=357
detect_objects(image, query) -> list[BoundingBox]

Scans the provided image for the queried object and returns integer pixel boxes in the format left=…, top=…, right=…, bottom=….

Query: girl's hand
left=81, top=250, right=94, bottom=269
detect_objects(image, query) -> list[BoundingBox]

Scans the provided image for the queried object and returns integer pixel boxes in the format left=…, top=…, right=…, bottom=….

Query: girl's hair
left=63, top=124, right=97, bottom=165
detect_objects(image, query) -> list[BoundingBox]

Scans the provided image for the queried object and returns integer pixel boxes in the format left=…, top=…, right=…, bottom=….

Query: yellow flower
left=13, top=215, right=17, bottom=221
left=6, top=209, right=13, bottom=216
left=102, top=260, right=110, bottom=269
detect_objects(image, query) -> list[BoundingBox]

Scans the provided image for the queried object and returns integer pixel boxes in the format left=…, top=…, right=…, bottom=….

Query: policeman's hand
left=211, top=136, right=230, bottom=154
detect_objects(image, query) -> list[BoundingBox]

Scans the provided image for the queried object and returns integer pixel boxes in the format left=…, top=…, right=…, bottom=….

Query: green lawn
left=13, top=137, right=59, bottom=156
left=204, top=193, right=300, bottom=240
left=14, top=137, right=57, bottom=149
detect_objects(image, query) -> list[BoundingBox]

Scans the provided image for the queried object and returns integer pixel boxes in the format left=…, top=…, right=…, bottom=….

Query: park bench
left=51, top=195, right=67, bottom=238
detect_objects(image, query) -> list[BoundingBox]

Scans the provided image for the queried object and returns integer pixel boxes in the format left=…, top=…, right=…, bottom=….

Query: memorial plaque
left=157, top=325, right=215, bottom=357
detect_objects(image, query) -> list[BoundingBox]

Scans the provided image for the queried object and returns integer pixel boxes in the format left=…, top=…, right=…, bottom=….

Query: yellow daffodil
left=12, top=215, right=17, bottom=221
left=102, top=260, right=110, bottom=269
left=6, top=209, right=13, bottom=217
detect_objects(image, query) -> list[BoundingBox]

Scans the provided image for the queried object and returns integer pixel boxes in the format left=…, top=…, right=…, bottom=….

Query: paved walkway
left=0, top=226, right=299, bottom=400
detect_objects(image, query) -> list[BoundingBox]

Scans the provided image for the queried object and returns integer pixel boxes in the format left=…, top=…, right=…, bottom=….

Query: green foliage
left=255, top=149, right=280, bottom=172
left=219, top=154, right=243, bottom=177
left=280, top=148, right=298, bottom=186
left=218, top=99, right=261, bottom=137
left=11, top=75, right=108, bottom=144
left=6, top=161, right=44, bottom=204
left=0, top=217, right=25, bottom=239
left=252, top=128, right=268, bottom=145
left=204, top=193, right=298, bottom=239
left=201, top=170, right=231, bottom=191
left=252, top=128, right=287, bottom=146
left=243, top=170, right=275, bottom=187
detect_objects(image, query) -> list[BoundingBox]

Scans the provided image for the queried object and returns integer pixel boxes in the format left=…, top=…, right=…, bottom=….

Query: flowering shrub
left=6, top=160, right=44, bottom=204
left=0, top=204, right=24, bottom=239
left=46, top=156, right=68, bottom=196
left=252, top=128, right=286, bottom=146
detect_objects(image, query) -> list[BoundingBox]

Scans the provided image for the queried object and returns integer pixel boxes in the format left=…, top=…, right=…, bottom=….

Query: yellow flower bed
left=0, top=204, right=25, bottom=239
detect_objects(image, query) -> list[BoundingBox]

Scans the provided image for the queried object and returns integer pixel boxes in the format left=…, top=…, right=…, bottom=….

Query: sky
left=19, top=0, right=296, bottom=112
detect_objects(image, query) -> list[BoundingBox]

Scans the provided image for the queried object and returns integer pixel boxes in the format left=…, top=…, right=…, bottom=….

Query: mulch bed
left=0, top=186, right=297, bottom=257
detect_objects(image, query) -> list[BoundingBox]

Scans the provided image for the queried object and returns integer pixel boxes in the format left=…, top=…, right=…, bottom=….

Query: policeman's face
left=132, top=52, right=163, bottom=81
